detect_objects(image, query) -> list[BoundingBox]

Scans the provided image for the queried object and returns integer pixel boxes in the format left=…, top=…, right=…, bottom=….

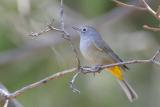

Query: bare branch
left=79, top=59, right=150, bottom=74
left=69, top=72, right=81, bottom=94
left=113, top=0, right=159, bottom=20
left=141, top=0, right=155, bottom=14
left=28, top=0, right=80, bottom=68
left=141, top=0, right=159, bottom=20
left=81, top=49, right=160, bottom=74
left=3, top=49, right=159, bottom=100
left=113, top=0, right=160, bottom=31
left=9, top=68, right=77, bottom=99
left=28, top=27, right=52, bottom=37
left=4, top=100, right=9, bottom=107
left=156, top=5, right=160, bottom=19
left=60, top=0, right=65, bottom=31
left=151, top=49, right=160, bottom=65
left=58, top=0, right=80, bottom=68
left=143, top=25, right=160, bottom=32
left=0, top=84, right=22, bottom=107
left=28, top=25, right=64, bottom=37
left=113, top=0, right=147, bottom=11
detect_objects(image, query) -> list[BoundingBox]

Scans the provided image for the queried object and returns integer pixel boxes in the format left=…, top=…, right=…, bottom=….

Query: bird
left=72, top=25, right=138, bottom=102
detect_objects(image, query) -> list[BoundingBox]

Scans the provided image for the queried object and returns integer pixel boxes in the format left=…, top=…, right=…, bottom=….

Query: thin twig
left=28, top=11, right=81, bottom=98
left=156, top=6, right=160, bottom=19
left=28, top=0, right=80, bottom=68
left=69, top=72, right=81, bottom=94
left=4, top=49, right=160, bottom=99
left=8, top=68, right=77, bottom=99
left=60, top=0, right=65, bottom=31
left=58, top=0, right=80, bottom=68
left=141, top=0, right=159, bottom=20
left=143, top=25, right=160, bottom=32
left=113, top=0, right=160, bottom=31
left=28, top=0, right=81, bottom=93
left=0, top=84, right=22, bottom=107
left=79, top=59, right=150, bottom=74
left=0, top=88, right=9, bottom=107
left=28, top=27, right=52, bottom=37
left=113, top=0, right=159, bottom=20
left=4, top=99, right=9, bottom=107
left=141, top=0, right=155, bottom=14
left=113, top=0, right=147, bottom=11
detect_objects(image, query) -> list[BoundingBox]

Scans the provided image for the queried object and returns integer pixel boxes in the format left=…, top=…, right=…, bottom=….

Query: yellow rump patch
left=106, top=66, right=124, bottom=80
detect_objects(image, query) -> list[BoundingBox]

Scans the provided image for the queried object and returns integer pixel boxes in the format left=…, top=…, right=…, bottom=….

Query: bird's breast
left=80, top=38, right=114, bottom=65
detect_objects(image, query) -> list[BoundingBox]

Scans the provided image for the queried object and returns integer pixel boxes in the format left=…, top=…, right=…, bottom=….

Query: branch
left=60, top=0, right=65, bottom=31
left=8, top=68, right=77, bottom=99
left=143, top=25, right=160, bottom=32
left=28, top=0, right=80, bottom=68
left=1, top=49, right=159, bottom=100
left=0, top=84, right=22, bottom=107
left=113, top=0, right=147, bottom=11
left=3, top=100, right=9, bottom=107
left=113, top=0, right=160, bottom=31
left=59, top=0, right=80, bottom=68
left=80, top=59, right=150, bottom=74
left=28, top=25, right=63, bottom=37
left=156, top=6, right=160, bottom=19
left=141, top=0, right=159, bottom=20
left=114, top=0, right=160, bottom=20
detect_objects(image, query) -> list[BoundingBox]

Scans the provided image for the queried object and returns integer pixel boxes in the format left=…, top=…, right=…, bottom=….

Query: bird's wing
left=92, top=38, right=129, bottom=70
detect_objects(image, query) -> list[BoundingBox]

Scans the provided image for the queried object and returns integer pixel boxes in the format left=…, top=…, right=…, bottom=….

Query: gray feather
left=92, top=32, right=129, bottom=70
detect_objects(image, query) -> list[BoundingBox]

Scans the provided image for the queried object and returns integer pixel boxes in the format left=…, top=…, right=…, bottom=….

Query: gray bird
left=73, top=25, right=138, bottom=102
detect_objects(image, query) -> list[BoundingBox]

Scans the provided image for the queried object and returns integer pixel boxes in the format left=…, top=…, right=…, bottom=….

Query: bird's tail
left=117, top=79, right=138, bottom=102
left=106, top=66, right=138, bottom=102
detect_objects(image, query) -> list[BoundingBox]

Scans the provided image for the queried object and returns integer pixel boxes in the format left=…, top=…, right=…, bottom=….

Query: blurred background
left=0, top=0, right=159, bottom=107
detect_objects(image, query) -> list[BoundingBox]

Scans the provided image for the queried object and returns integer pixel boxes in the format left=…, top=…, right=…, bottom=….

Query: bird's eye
left=82, top=28, right=87, bottom=32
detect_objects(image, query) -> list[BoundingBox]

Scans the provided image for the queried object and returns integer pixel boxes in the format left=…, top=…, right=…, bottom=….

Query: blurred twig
left=29, top=0, right=82, bottom=94
left=143, top=25, right=160, bottom=32
left=3, top=100, right=9, bottom=107
left=0, top=83, right=22, bottom=107
left=113, top=0, right=147, bottom=11
left=59, top=0, right=80, bottom=68
left=28, top=0, right=80, bottom=68
left=1, top=49, right=159, bottom=100
left=8, top=68, right=77, bottom=99
left=113, top=0, right=160, bottom=31
left=29, top=0, right=81, bottom=94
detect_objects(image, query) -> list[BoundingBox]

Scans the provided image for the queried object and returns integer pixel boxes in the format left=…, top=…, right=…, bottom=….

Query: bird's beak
left=72, top=26, right=81, bottom=32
